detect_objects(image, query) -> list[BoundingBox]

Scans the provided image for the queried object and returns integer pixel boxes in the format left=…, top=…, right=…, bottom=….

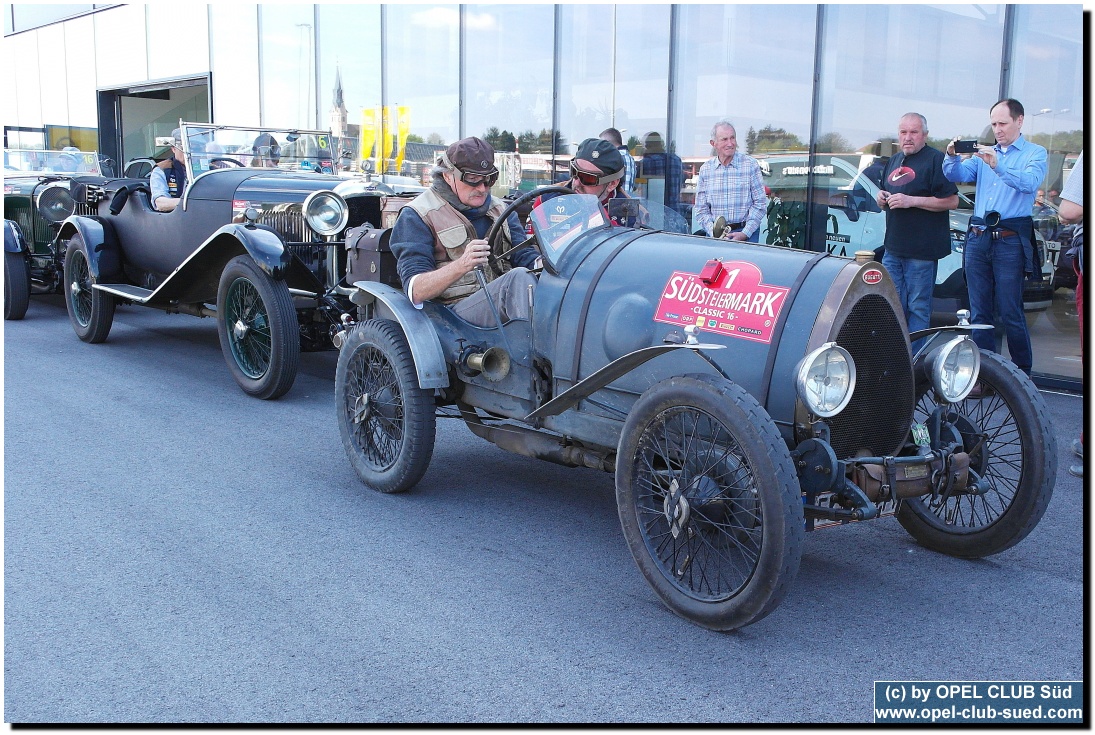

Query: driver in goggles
left=528, top=138, right=632, bottom=233
left=390, top=136, right=538, bottom=328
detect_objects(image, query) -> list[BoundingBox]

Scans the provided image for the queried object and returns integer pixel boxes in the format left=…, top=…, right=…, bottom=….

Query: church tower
left=329, top=65, right=348, bottom=138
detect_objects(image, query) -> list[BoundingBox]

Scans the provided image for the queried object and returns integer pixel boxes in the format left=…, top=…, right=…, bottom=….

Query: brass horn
left=712, top=215, right=727, bottom=239
left=465, top=347, right=511, bottom=382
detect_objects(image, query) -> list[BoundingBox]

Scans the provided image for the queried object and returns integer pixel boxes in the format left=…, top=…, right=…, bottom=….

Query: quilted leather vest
left=406, top=188, right=512, bottom=302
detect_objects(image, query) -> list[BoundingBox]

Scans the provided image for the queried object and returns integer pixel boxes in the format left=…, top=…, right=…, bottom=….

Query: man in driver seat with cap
left=390, top=136, right=537, bottom=328
left=151, top=128, right=188, bottom=212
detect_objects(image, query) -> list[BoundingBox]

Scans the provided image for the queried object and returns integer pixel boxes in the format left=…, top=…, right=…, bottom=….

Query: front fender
left=4, top=220, right=28, bottom=253
left=349, top=281, right=450, bottom=389
left=219, top=223, right=293, bottom=279
left=58, top=216, right=122, bottom=280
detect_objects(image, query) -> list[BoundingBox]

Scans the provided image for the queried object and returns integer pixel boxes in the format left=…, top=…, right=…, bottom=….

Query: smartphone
left=954, top=139, right=979, bottom=154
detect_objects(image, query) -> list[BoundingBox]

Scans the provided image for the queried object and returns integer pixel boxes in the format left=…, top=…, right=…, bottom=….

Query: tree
left=751, top=125, right=806, bottom=153
left=746, top=127, right=758, bottom=154
left=406, top=133, right=424, bottom=144
left=814, top=131, right=852, bottom=154
left=426, top=133, right=445, bottom=145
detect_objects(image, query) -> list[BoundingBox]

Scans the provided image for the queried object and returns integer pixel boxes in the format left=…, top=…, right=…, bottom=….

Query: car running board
left=92, top=283, right=216, bottom=317
left=525, top=342, right=726, bottom=421
left=93, top=283, right=155, bottom=301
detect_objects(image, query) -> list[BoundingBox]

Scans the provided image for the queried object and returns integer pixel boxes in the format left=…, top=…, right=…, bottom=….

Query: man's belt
left=969, top=225, right=1019, bottom=240
left=727, top=220, right=747, bottom=231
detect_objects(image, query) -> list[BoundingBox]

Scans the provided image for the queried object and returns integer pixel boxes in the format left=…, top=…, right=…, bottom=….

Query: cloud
left=411, top=7, right=496, bottom=31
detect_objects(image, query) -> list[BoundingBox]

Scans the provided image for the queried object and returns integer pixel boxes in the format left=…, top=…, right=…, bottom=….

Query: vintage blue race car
left=334, top=190, right=1057, bottom=631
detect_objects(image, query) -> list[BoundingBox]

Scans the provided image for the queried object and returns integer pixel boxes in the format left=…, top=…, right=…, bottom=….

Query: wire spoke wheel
left=336, top=319, right=435, bottom=494
left=62, top=235, right=114, bottom=343
left=216, top=255, right=298, bottom=400
left=897, top=350, right=1055, bottom=557
left=634, top=406, right=763, bottom=601
left=617, top=375, right=802, bottom=631
left=224, top=276, right=273, bottom=379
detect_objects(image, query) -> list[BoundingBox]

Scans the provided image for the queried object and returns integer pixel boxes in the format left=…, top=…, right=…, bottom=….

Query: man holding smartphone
left=875, top=112, right=958, bottom=350
left=943, top=98, right=1047, bottom=377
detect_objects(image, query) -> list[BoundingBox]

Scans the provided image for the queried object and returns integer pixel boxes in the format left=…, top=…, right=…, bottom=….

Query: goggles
left=570, top=160, right=623, bottom=187
left=255, top=144, right=281, bottom=160
left=454, top=167, right=499, bottom=188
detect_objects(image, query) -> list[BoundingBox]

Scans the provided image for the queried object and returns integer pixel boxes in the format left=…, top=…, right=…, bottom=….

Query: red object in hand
left=700, top=259, right=726, bottom=287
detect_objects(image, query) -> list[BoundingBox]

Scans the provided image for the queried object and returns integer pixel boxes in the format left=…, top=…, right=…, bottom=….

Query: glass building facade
left=2, top=3, right=1086, bottom=387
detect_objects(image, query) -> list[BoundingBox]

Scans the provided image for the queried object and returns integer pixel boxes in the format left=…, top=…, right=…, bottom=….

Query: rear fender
left=349, top=281, right=449, bottom=389
left=57, top=216, right=122, bottom=280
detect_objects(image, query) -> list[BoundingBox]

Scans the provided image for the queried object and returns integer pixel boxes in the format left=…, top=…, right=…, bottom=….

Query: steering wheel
left=208, top=157, right=244, bottom=169
left=485, top=185, right=573, bottom=273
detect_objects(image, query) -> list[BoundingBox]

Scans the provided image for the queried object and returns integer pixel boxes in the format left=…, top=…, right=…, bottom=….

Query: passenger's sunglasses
left=256, top=144, right=281, bottom=160
left=570, top=161, right=614, bottom=187
left=455, top=168, right=499, bottom=188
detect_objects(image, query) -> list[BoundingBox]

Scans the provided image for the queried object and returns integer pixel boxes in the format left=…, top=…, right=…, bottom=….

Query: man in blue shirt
left=943, top=98, right=1047, bottom=376
left=150, top=128, right=188, bottom=212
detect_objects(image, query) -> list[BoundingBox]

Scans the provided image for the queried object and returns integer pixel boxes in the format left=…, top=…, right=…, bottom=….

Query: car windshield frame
left=5, top=149, right=102, bottom=176
left=178, top=122, right=338, bottom=179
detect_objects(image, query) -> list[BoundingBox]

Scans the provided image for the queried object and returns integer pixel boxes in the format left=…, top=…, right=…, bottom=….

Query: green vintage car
left=4, top=148, right=104, bottom=319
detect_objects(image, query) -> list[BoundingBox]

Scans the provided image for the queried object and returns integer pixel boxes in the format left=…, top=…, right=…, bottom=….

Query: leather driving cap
left=445, top=137, right=497, bottom=174
left=575, top=138, right=624, bottom=174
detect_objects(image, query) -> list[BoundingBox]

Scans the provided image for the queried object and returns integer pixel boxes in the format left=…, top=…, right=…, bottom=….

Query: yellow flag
left=394, top=106, right=411, bottom=175
left=380, top=106, right=397, bottom=173
left=360, top=108, right=378, bottom=170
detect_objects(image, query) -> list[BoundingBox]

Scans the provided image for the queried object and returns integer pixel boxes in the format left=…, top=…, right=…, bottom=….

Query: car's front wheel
left=4, top=249, right=30, bottom=320
left=616, top=375, right=804, bottom=631
left=896, top=351, right=1056, bottom=557
left=336, top=319, right=436, bottom=493
left=63, top=235, right=115, bottom=342
left=216, top=255, right=299, bottom=400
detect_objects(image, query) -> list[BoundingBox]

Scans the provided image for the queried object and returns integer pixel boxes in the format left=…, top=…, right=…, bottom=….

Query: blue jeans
left=882, top=253, right=937, bottom=350
left=963, top=230, right=1032, bottom=374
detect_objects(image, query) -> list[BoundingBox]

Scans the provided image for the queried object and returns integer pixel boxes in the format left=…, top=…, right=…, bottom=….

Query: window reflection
left=318, top=4, right=380, bottom=173
left=260, top=5, right=316, bottom=129
left=385, top=5, right=459, bottom=154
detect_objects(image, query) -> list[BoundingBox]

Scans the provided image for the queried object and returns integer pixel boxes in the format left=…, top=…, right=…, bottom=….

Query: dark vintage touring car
left=53, top=122, right=421, bottom=398
left=4, top=148, right=105, bottom=320
left=334, top=190, right=1056, bottom=631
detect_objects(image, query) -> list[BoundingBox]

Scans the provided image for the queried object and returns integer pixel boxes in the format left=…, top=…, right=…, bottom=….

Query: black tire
left=616, top=375, right=804, bottom=631
left=5, top=250, right=30, bottom=320
left=216, top=254, right=299, bottom=400
left=896, top=351, right=1056, bottom=558
left=336, top=319, right=436, bottom=494
left=63, top=236, right=115, bottom=343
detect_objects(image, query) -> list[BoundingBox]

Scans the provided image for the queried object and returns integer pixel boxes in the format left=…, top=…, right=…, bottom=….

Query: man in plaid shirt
left=694, top=120, right=767, bottom=242
left=600, top=127, right=635, bottom=195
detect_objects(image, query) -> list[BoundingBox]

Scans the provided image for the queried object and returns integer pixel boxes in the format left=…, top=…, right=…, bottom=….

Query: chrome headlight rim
left=302, top=190, right=348, bottom=236
left=35, top=181, right=76, bottom=224
left=930, top=336, right=981, bottom=403
left=794, top=341, right=857, bottom=418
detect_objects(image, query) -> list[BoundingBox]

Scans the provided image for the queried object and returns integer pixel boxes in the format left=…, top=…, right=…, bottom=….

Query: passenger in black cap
left=567, top=138, right=628, bottom=206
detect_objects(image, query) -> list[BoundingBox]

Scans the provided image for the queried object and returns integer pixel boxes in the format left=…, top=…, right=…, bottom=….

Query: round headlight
left=795, top=342, right=856, bottom=418
left=36, top=182, right=76, bottom=224
left=930, top=336, right=980, bottom=402
left=303, top=191, right=348, bottom=236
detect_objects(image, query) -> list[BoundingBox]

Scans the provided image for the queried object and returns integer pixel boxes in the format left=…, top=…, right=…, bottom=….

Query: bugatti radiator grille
left=827, top=293, right=914, bottom=459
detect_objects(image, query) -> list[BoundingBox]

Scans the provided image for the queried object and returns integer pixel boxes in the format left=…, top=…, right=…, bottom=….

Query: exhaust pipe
left=465, top=347, right=511, bottom=382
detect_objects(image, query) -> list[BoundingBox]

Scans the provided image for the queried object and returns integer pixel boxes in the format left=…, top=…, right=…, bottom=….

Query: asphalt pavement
left=4, top=295, right=1086, bottom=723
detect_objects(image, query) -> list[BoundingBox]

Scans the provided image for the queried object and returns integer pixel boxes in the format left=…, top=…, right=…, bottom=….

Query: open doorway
left=97, top=75, right=211, bottom=173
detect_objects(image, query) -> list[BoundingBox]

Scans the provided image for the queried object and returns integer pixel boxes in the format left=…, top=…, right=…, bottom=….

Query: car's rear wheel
left=896, top=351, right=1056, bottom=558
left=63, top=235, right=115, bottom=342
left=336, top=319, right=436, bottom=494
left=616, top=375, right=803, bottom=631
left=5, top=249, right=30, bottom=320
left=216, top=255, right=298, bottom=400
